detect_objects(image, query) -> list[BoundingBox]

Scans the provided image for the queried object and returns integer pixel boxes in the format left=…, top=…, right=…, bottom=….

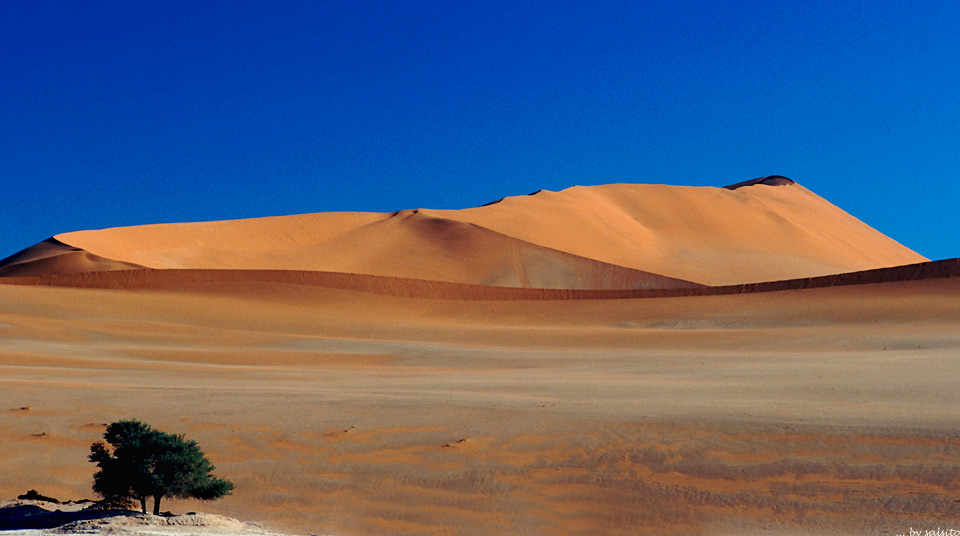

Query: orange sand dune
left=434, top=178, right=925, bottom=284
left=0, top=177, right=926, bottom=286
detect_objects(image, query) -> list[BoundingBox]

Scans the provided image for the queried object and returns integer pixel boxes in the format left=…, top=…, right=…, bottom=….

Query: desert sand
left=1, top=178, right=957, bottom=535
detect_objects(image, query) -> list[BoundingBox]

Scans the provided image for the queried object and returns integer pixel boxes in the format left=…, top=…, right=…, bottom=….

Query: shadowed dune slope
left=251, top=209, right=701, bottom=289
left=0, top=238, right=144, bottom=277
left=2, top=258, right=957, bottom=301
left=0, top=211, right=698, bottom=290
left=0, top=178, right=925, bottom=286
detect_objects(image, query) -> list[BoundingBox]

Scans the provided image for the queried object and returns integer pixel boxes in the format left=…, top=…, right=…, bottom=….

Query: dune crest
left=722, top=174, right=796, bottom=189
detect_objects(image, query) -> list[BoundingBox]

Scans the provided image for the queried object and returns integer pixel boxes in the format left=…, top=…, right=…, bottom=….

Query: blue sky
left=2, top=0, right=958, bottom=261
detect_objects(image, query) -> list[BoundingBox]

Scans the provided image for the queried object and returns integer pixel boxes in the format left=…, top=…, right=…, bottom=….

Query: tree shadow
left=0, top=503, right=141, bottom=530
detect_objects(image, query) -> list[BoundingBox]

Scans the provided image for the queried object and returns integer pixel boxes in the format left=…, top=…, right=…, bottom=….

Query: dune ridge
left=1, top=258, right=956, bottom=301
left=0, top=177, right=926, bottom=287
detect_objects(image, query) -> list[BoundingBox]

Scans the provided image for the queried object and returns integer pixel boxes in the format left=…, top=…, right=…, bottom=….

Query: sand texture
left=0, top=178, right=956, bottom=535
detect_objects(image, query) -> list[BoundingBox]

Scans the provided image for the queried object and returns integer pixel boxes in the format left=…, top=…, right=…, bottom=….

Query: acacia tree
left=89, top=419, right=234, bottom=515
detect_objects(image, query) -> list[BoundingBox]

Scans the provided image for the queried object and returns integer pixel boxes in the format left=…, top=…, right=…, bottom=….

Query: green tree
left=89, top=419, right=234, bottom=515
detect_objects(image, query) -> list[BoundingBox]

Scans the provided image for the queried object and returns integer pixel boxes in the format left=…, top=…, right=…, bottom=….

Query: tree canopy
left=89, top=419, right=234, bottom=515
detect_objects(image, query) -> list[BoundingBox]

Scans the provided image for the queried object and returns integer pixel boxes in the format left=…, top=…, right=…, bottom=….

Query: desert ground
left=0, top=499, right=288, bottom=535
left=1, top=179, right=958, bottom=535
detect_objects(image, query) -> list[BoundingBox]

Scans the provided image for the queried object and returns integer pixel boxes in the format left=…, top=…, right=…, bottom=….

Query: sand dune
left=434, top=178, right=926, bottom=284
left=0, top=177, right=926, bottom=286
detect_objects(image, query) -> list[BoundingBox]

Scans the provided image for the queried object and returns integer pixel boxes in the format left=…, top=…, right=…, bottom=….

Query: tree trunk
left=153, top=494, right=161, bottom=516
left=139, top=497, right=146, bottom=514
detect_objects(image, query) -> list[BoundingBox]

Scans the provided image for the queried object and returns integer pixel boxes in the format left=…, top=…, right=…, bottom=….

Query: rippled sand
left=2, top=273, right=958, bottom=535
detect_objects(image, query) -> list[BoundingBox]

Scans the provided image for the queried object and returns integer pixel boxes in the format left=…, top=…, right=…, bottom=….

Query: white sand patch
left=0, top=501, right=314, bottom=536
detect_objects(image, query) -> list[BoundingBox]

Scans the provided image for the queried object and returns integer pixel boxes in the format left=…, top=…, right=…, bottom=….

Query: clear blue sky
left=2, top=0, right=958, bottom=261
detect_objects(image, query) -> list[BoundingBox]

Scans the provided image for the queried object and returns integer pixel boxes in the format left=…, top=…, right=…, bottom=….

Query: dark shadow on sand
left=0, top=503, right=142, bottom=530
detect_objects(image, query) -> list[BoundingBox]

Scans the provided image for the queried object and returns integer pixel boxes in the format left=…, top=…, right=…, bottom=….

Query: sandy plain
left=1, top=179, right=957, bottom=535
left=1, top=271, right=959, bottom=535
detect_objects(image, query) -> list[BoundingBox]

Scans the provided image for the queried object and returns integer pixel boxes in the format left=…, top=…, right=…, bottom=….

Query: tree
left=89, top=419, right=234, bottom=515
